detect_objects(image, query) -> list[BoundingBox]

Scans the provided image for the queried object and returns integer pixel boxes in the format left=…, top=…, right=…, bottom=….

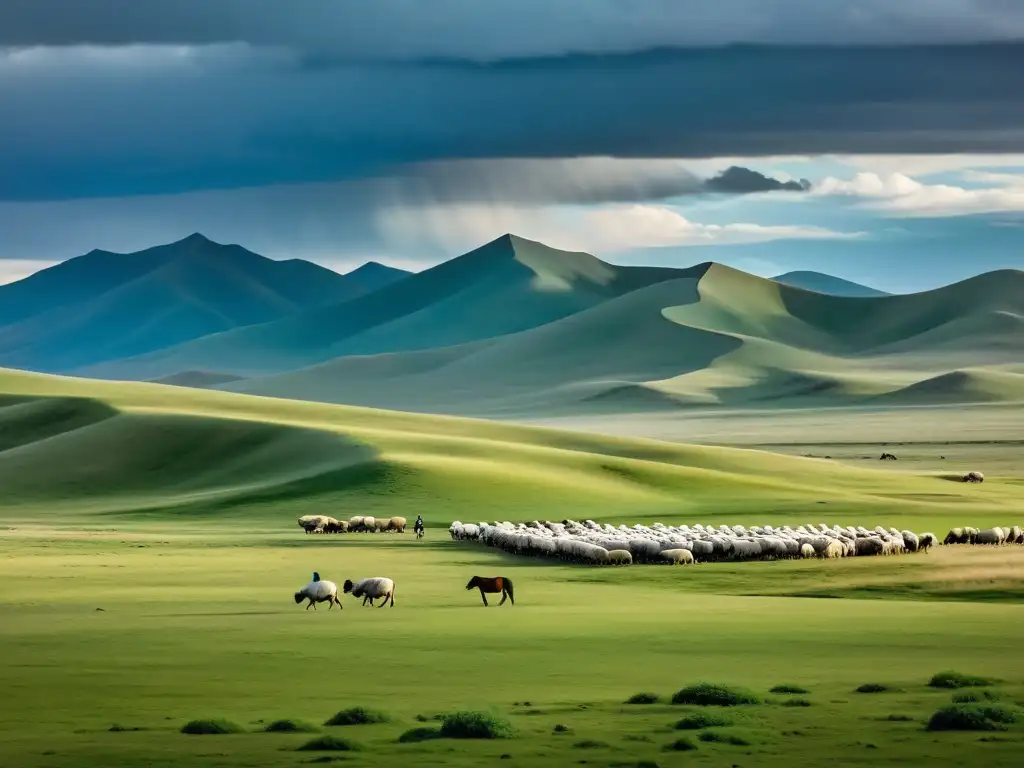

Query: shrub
left=264, top=719, right=318, bottom=733
left=552, top=724, right=571, bottom=734
left=927, top=705, right=1006, bottom=732
left=928, top=671, right=994, bottom=689
left=770, top=685, right=809, bottom=695
left=664, top=736, right=698, bottom=752
left=674, top=712, right=732, bottom=730
left=324, top=707, right=390, bottom=726
left=108, top=724, right=143, bottom=732
left=698, top=729, right=753, bottom=746
left=398, top=727, right=441, bottom=743
left=671, top=683, right=759, bottom=707
left=180, top=719, right=244, bottom=735
left=855, top=683, right=891, bottom=694
left=782, top=699, right=812, bottom=708
left=952, top=690, right=1000, bottom=704
left=626, top=692, right=660, bottom=705
left=439, top=711, right=515, bottom=740
left=883, top=714, right=914, bottom=722
left=296, top=735, right=361, bottom=752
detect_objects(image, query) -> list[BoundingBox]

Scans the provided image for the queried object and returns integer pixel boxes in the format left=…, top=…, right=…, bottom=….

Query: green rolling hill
left=84, top=234, right=696, bottom=380
left=226, top=263, right=1024, bottom=416
left=0, top=234, right=409, bottom=372
left=0, top=367, right=1017, bottom=526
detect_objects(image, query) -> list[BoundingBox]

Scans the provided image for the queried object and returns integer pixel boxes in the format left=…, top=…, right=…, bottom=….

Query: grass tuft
left=625, top=692, right=660, bottom=705
left=439, top=711, right=515, bottom=740
left=952, top=690, right=1000, bottom=703
left=572, top=739, right=609, bottom=749
left=929, top=671, right=995, bottom=689
left=855, top=683, right=892, bottom=694
left=671, top=683, right=759, bottom=707
left=397, top=727, right=441, bottom=743
left=664, top=736, right=698, bottom=752
left=697, top=729, right=753, bottom=746
left=781, top=698, right=812, bottom=708
left=324, top=707, right=390, bottom=726
left=296, top=735, right=361, bottom=752
left=263, top=719, right=319, bottom=733
left=108, top=724, right=143, bottom=732
left=770, top=685, right=809, bottom=695
left=180, top=719, right=243, bottom=735
left=883, top=714, right=914, bottom=722
left=552, top=724, right=571, bottom=734
left=674, top=712, right=732, bottom=730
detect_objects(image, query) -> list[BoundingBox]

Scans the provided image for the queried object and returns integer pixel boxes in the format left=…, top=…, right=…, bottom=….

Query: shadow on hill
left=0, top=393, right=387, bottom=518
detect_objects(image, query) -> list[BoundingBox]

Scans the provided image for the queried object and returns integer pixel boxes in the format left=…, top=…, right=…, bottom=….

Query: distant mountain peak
left=178, top=232, right=216, bottom=245
left=772, top=270, right=889, bottom=298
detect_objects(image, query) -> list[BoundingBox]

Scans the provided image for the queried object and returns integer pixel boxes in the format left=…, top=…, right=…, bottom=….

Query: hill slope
left=0, top=234, right=408, bottom=372
left=230, top=265, right=1024, bottom=416
left=0, top=367, right=1017, bottom=526
left=772, top=270, right=889, bottom=297
left=84, top=234, right=697, bottom=380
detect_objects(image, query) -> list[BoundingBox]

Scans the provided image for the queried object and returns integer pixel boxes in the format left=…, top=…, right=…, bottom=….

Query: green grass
left=263, top=719, right=319, bottom=733
left=296, top=735, right=361, bottom=752
left=770, top=684, right=809, bottom=695
left=2, top=370, right=1024, bottom=767
left=927, top=704, right=1019, bottom=732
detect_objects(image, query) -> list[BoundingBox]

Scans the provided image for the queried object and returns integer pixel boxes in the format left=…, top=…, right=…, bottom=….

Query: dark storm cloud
left=3, top=1, right=1024, bottom=57
left=2, top=43, right=1023, bottom=202
left=705, top=167, right=811, bottom=193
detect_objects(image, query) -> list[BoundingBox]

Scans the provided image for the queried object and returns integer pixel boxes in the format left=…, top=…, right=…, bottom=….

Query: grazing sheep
left=963, top=471, right=985, bottom=483
left=607, top=549, right=633, bottom=566
left=1009, top=525, right=1024, bottom=545
left=975, top=528, right=1003, bottom=545
left=823, top=540, right=845, bottom=559
left=659, top=549, right=695, bottom=565
left=918, top=532, right=938, bottom=552
left=901, top=531, right=920, bottom=553
left=388, top=516, right=408, bottom=533
left=294, top=579, right=342, bottom=611
left=944, top=528, right=967, bottom=545
left=343, top=577, right=395, bottom=607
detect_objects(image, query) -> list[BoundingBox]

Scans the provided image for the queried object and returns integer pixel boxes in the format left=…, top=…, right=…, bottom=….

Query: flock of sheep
left=297, top=514, right=406, bottom=534
left=446, top=519, right=1021, bottom=566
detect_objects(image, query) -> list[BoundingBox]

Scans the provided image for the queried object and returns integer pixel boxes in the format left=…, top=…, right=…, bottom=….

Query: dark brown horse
left=466, top=576, right=514, bottom=607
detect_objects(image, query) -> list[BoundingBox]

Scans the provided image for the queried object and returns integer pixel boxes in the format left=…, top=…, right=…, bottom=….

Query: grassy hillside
left=3, top=370, right=1024, bottom=768
left=230, top=263, right=1024, bottom=416
left=0, top=234, right=406, bottom=372
left=1, top=367, right=1020, bottom=530
left=83, top=235, right=698, bottom=380
left=772, top=270, right=889, bottom=297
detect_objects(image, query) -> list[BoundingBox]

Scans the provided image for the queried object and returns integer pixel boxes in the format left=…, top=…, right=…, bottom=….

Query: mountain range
left=0, top=234, right=409, bottom=372
left=1, top=232, right=1022, bottom=417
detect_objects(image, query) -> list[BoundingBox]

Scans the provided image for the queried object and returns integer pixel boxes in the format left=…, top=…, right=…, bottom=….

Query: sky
left=2, top=1, right=1024, bottom=292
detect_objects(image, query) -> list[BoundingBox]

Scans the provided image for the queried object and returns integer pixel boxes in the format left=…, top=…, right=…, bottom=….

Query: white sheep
left=294, top=579, right=342, bottom=610
left=343, top=577, right=395, bottom=607
left=659, top=549, right=695, bottom=565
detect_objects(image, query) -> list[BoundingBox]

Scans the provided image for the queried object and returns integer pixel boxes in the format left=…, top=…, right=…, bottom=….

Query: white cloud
left=0, top=259, right=57, bottom=284
left=814, top=171, right=1024, bottom=217
left=826, top=154, right=1024, bottom=178
left=376, top=202, right=861, bottom=255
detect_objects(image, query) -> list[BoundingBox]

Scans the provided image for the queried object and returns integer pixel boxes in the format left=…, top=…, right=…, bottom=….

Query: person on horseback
left=312, top=571, right=321, bottom=583
left=414, top=515, right=425, bottom=538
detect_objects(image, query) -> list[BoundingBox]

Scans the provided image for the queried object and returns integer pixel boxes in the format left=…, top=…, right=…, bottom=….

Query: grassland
left=2, top=368, right=1024, bottom=767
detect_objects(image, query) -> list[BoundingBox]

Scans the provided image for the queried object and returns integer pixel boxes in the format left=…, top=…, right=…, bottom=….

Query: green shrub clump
left=928, top=671, right=995, bottom=689
left=439, top=711, right=515, bottom=740
left=770, top=685, right=809, bottom=695
left=180, top=719, right=244, bottom=735
left=324, top=707, right=390, bottom=726
left=625, top=692, right=661, bottom=704
left=296, top=735, right=361, bottom=751
left=674, top=712, right=732, bottom=730
left=671, top=683, right=759, bottom=707
left=926, top=704, right=1017, bottom=732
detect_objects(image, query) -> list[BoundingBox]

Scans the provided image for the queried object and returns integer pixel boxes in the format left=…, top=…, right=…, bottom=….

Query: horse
left=465, top=575, right=514, bottom=607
